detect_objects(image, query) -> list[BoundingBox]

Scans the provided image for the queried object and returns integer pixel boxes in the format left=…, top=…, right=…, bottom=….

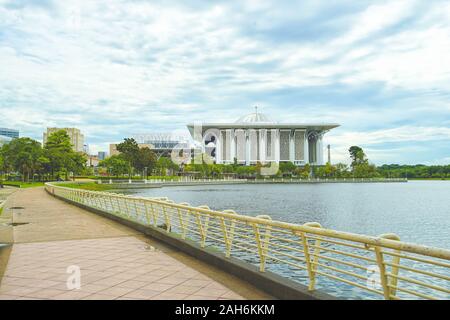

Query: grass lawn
left=2, top=181, right=45, bottom=188
left=57, top=182, right=115, bottom=191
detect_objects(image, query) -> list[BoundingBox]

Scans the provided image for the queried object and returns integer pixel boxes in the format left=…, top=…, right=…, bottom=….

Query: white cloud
left=325, top=126, right=450, bottom=164
left=0, top=0, right=449, bottom=163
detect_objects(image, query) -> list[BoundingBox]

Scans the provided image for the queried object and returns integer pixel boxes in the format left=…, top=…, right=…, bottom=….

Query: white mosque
left=187, top=108, right=339, bottom=166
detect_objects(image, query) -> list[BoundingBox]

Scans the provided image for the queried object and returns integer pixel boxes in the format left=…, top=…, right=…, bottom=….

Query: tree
left=1, top=137, right=46, bottom=181
left=210, top=164, right=223, bottom=177
left=99, top=155, right=129, bottom=177
left=135, top=147, right=157, bottom=178
left=0, top=150, right=6, bottom=178
left=69, top=152, right=88, bottom=178
left=279, top=162, right=297, bottom=176
left=235, top=165, right=256, bottom=178
left=157, top=157, right=179, bottom=176
left=353, top=162, right=378, bottom=178
left=44, top=130, right=86, bottom=180
left=116, top=138, right=140, bottom=176
left=297, top=163, right=311, bottom=179
left=335, top=163, right=350, bottom=178
left=349, top=146, right=367, bottom=168
left=322, top=162, right=336, bottom=177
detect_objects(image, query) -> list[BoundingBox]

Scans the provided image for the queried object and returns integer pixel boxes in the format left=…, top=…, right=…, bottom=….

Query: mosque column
left=289, top=130, right=295, bottom=163
left=216, top=132, right=222, bottom=164
left=259, top=129, right=266, bottom=163
left=230, top=129, right=236, bottom=164
left=304, top=131, right=309, bottom=164
left=316, top=133, right=324, bottom=165
left=274, top=129, right=280, bottom=164
left=245, top=130, right=251, bottom=166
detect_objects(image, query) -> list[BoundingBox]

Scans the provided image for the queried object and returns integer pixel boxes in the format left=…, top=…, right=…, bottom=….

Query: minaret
left=327, top=144, right=331, bottom=164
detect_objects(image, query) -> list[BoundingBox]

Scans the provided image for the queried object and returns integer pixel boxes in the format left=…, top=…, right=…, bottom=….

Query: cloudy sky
left=1, top=0, right=450, bottom=165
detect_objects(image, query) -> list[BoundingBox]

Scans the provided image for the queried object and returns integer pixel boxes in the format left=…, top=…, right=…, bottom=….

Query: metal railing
left=45, top=183, right=449, bottom=300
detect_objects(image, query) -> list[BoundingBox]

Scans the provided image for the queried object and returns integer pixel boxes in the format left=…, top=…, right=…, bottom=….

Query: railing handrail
left=46, top=182, right=449, bottom=260
left=45, top=182, right=450, bottom=300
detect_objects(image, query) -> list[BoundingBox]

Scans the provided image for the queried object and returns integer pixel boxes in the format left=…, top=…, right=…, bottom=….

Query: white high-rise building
left=43, top=127, right=85, bottom=153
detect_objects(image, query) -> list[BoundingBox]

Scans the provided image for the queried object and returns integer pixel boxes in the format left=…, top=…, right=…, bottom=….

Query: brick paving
left=0, top=188, right=271, bottom=300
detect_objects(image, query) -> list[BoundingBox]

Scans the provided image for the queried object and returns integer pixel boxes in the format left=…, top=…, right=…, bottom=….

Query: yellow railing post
left=115, top=196, right=122, bottom=216
left=302, top=222, right=323, bottom=291
left=299, top=231, right=314, bottom=290
left=133, top=199, right=139, bottom=219
left=143, top=201, right=152, bottom=225
left=178, top=203, right=190, bottom=239
left=162, top=202, right=174, bottom=232
left=124, top=197, right=131, bottom=218
left=150, top=202, right=158, bottom=226
left=196, top=205, right=210, bottom=248
left=222, top=210, right=237, bottom=257
left=374, top=246, right=391, bottom=299
left=253, top=215, right=272, bottom=272
left=377, top=233, right=401, bottom=299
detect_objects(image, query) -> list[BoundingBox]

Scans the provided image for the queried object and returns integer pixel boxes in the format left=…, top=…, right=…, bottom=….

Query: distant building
left=0, top=135, right=12, bottom=147
left=87, top=155, right=100, bottom=167
left=133, top=133, right=185, bottom=159
left=110, top=134, right=189, bottom=160
left=98, top=151, right=107, bottom=160
left=0, top=127, right=19, bottom=139
left=43, top=128, right=85, bottom=152
left=109, top=143, right=153, bottom=157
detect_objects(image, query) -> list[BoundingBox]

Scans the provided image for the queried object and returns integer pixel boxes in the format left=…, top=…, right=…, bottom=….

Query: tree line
left=1, top=134, right=448, bottom=181
left=0, top=130, right=86, bottom=182
left=98, top=138, right=176, bottom=177
left=179, top=146, right=378, bottom=179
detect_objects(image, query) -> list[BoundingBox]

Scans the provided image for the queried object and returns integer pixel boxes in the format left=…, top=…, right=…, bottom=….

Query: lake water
left=127, top=180, right=450, bottom=248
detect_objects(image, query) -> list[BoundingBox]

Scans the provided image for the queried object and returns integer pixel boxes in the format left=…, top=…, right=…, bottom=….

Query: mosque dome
left=235, top=108, right=276, bottom=124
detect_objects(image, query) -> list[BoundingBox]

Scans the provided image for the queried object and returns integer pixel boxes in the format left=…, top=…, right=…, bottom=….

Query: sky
left=0, top=0, right=450, bottom=165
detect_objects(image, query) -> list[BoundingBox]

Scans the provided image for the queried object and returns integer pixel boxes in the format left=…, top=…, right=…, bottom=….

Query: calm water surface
left=128, top=181, right=450, bottom=248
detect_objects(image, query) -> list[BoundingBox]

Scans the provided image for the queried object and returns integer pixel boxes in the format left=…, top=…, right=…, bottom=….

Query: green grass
left=74, top=175, right=181, bottom=181
left=2, top=181, right=45, bottom=188
left=57, top=182, right=115, bottom=191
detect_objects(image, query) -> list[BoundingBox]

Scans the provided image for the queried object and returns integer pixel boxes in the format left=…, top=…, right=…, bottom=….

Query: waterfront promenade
left=0, top=187, right=271, bottom=300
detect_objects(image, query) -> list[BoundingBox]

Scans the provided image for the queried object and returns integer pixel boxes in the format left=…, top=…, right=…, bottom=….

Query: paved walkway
left=0, top=188, right=271, bottom=300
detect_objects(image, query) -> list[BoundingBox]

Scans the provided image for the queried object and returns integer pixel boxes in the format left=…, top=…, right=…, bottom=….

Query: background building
left=87, top=155, right=100, bottom=167
left=0, top=135, right=12, bottom=147
left=43, top=127, right=85, bottom=152
left=0, top=127, right=19, bottom=139
left=133, top=133, right=185, bottom=159
left=109, top=143, right=153, bottom=157
left=187, top=110, right=339, bottom=166
left=98, top=151, right=107, bottom=160
left=109, top=134, right=187, bottom=159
